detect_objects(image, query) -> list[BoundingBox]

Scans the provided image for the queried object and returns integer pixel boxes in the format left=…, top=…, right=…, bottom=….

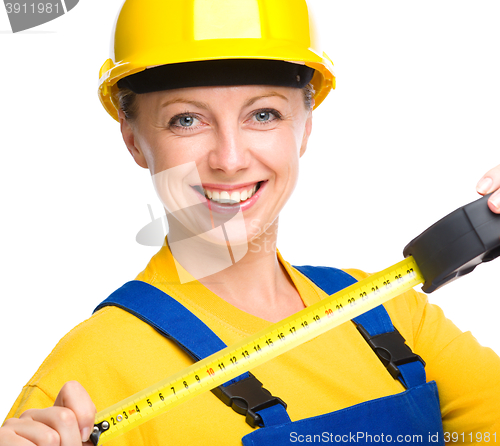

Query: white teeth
left=203, top=183, right=260, bottom=204
left=230, top=191, right=240, bottom=202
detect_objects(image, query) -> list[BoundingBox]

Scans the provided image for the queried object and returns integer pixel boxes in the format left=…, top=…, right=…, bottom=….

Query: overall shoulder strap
left=293, top=265, right=426, bottom=389
left=95, top=280, right=232, bottom=364
left=94, top=280, right=290, bottom=427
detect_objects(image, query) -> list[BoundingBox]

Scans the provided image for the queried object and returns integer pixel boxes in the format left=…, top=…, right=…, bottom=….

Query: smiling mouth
left=192, top=182, right=264, bottom=205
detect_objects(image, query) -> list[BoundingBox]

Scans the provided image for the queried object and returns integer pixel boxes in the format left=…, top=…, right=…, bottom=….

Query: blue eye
left=256, top=111, right=271, bottom=122
left=178, top=116, right=196, bottom=127
left=252, top=109, right=281, bottom=124
left=169, top=114, right=201, bottom=131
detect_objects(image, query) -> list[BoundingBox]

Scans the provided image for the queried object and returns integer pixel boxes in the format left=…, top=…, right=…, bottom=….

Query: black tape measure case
left=404, top=194, right=500, bottom=293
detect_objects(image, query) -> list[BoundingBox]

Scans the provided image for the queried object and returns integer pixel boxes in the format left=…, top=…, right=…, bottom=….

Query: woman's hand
left=0, top=381, right=96, bottom=446
left=476, top=164, right=500, bottom=214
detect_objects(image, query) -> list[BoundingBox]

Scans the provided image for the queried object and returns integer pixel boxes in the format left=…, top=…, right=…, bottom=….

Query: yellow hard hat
left=98, top=0, right=335, bottom=122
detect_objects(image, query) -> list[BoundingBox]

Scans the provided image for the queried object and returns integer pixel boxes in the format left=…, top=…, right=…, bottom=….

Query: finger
left=0, top=429, right=36, bottom=446
left=22, top=407, right=79, bottom=446
left=53, top=381, right=96, bottom=443
left=2, top=417, right=56, bottom=446
left=476, top=164, right=500, bottom=196
left=487, top=189, right=500, bottom=213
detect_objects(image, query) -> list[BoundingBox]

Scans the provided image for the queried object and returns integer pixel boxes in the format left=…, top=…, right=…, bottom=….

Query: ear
left=299, top=108, right=313, bottom=158
left=118, top=110, right=148, bottom=169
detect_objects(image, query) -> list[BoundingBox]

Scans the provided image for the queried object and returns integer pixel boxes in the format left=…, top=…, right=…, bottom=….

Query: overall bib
left=95, top=266, right=445, bottom=445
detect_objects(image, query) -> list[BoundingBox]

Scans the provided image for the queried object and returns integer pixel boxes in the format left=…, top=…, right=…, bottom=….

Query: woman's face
left=120, top=84, right=312, bottom=248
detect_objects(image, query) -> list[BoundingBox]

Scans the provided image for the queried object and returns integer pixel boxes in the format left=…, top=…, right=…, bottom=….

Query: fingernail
left=477, top=177, right=493, bottom=194
left=81, top=427, right=90, bottom=442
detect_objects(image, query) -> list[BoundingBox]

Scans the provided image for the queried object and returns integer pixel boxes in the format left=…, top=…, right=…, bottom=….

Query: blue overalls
left=95, top=265, right=445, bottom=445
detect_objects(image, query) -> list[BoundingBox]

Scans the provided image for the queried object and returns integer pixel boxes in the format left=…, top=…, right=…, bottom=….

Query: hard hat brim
left=116, top=59, right=315, bottom=94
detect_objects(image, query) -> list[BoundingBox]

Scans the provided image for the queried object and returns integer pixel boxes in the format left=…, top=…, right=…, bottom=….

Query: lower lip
left=194, top=181, right=267, bottom=215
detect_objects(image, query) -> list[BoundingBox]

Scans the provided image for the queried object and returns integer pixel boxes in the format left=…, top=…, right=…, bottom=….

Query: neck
left=167, top=216, right=305, bottom=322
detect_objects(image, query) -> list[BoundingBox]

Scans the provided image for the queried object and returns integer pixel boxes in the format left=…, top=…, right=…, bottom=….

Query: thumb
left=54, top=381, right=97, bottom=442
left=476, top=164, right=500, bottom=213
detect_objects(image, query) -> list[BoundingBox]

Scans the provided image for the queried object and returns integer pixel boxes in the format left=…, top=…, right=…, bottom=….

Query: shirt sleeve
left=3, top=385, right=54, bottom=422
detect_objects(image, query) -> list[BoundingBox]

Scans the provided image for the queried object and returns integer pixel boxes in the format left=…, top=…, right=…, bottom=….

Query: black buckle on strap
left=211, top=372, right=287, bottom=428
left=356, top=325, right=426, bottom=379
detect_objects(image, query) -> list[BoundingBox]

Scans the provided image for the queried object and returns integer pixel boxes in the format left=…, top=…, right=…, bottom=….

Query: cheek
left=142, top=134, right=204, bottom=175
left=132, top=130, right=161, bottom=174
left=253, top=130, right=301, bottom=175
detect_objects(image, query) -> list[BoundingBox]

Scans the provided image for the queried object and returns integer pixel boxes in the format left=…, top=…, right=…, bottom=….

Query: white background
left=1, top=0, right=499, bottom=421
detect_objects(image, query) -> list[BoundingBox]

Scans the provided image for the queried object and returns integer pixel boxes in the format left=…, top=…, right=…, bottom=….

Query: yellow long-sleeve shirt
left=6, top=244, right=500, bottom=444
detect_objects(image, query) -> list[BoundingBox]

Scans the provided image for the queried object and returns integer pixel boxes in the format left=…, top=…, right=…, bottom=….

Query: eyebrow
left=161, top=98, right=210, bottom=110
left=244, top=92, right=289, bottom=108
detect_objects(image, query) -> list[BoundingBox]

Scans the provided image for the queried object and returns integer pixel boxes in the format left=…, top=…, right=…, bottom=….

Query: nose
left=208, top=123, right=249, bottom=176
